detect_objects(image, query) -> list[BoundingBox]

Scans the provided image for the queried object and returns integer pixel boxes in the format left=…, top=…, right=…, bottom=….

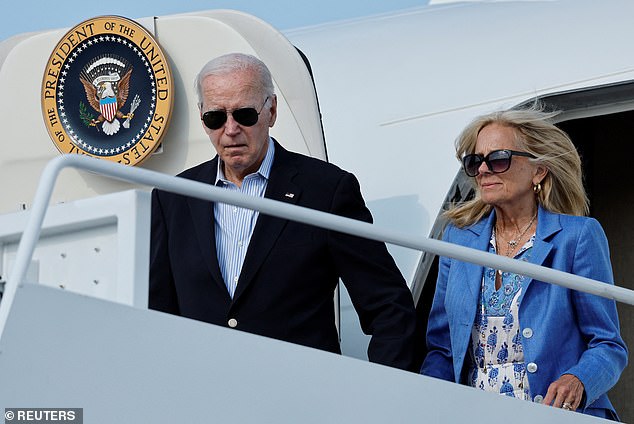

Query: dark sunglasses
left=202, top=96, right=269, bottom=130
left=462, top=149, right=536, bottom=177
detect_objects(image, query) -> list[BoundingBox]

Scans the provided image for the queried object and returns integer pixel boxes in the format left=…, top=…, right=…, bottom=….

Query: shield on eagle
left=100, top=96, right=118, bottom=123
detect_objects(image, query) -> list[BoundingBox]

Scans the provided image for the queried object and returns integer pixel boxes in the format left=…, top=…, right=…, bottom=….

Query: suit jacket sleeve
left=419, top=224, right=458, bottom=381
left=563, top=218, right=628, bottom=407
left=328, top=172, right=417, bottom=371
left=148, top=188, right=180, bottom=314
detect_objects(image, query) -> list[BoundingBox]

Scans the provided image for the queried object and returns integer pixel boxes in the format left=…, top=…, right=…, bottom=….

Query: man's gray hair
left=194, top=52, right=275, bottom=108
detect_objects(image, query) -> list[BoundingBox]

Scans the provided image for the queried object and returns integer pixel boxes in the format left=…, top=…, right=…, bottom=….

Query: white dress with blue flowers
left=467, top=232, right=535, bottom=400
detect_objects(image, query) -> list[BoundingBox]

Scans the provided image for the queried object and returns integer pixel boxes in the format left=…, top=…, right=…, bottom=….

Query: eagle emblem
left=80, top=55, right=140, bottom=136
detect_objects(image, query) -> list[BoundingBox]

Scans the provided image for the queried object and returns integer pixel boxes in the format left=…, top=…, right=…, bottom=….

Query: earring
left=533, top=182, right=542, bottom=194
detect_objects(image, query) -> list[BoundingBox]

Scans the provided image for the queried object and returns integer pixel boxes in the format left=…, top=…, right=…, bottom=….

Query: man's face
left=200, top=68, right=277, bottom=183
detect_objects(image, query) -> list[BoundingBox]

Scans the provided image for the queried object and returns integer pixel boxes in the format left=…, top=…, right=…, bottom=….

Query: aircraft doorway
left=558, top=110, right=634, bottom=422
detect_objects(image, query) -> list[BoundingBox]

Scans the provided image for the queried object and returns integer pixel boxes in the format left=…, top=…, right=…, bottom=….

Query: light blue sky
left=1, top=0, right=429, bottom=41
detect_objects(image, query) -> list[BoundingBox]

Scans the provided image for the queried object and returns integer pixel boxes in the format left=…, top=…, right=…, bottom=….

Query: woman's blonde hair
left=446, top=105, right=589, bottom=227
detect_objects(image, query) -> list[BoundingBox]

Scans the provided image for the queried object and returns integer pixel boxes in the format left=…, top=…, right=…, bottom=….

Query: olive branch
left=79, top=102, right=96, bottom=129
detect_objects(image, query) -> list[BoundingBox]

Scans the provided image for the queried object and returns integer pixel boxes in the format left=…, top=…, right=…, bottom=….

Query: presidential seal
left=41, top=16, right=173, bottom=166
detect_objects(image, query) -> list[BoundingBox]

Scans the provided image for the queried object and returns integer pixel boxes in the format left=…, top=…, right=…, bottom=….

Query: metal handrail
left=2, top=154, right=633, bottom=335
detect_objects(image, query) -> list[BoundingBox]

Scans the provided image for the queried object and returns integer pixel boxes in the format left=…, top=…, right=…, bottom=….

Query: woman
left=420, top=106, right=627, bottom=420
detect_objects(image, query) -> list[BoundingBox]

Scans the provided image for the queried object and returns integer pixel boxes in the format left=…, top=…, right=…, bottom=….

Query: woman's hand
left=543, top=373, right=585, bottom=411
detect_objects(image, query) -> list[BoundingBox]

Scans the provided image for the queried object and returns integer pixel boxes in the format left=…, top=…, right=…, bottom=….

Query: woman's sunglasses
left=462, top=149, right=536, bottom=177
left=202, top=97, right=269, bottom=130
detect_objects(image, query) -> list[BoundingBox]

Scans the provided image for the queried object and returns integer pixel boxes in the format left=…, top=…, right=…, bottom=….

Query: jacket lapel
left=232, top=143, right=301, bottom=301
left=518, top=206, right=561, bottom=304
left=458, top=212, right=497, bottom=310
left=185, top=158, right=227, bottom=293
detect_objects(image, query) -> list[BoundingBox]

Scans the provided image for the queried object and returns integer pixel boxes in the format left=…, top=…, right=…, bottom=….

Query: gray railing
left=2, top=154, right=633, bottom=335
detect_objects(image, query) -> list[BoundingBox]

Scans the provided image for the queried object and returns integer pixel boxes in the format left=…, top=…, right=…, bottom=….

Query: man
left=149, top=53, right=416, bottom=371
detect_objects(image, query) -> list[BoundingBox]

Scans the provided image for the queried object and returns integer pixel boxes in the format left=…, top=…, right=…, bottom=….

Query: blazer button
left=228, top=318, right=238, bottom=328
left=533, top=395, right=543, bottom=403
left=522, top=328, right=533, bottom=338
left=527, top=362, right=538, bottom=373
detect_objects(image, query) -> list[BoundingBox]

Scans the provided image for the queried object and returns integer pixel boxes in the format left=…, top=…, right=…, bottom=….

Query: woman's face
left=474, top=123, right=545, bottom=209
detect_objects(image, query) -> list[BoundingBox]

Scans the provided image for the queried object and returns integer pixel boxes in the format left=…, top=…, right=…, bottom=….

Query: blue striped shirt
left=214, top=138, right=275, bottom=298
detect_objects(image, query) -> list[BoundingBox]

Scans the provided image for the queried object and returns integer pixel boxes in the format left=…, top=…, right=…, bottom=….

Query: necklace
left=495, top=213, right=537, bottom=257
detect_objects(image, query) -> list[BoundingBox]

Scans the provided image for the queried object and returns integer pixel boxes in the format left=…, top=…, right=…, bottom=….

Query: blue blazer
left=421, top=206, right=627, bottom=418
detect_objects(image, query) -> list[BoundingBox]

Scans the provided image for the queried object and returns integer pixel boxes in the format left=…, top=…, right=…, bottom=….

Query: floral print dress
left=467, top=231, right=535, bottom=400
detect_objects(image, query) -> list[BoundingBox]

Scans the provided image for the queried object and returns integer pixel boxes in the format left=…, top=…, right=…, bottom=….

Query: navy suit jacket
left=421, top=206, right=627, bottom=418
left=149, top=141, right=417, bottom=371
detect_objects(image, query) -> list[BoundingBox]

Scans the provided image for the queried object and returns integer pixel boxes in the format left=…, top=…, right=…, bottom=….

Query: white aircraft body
left=0, top=0, right=631, bottom=421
